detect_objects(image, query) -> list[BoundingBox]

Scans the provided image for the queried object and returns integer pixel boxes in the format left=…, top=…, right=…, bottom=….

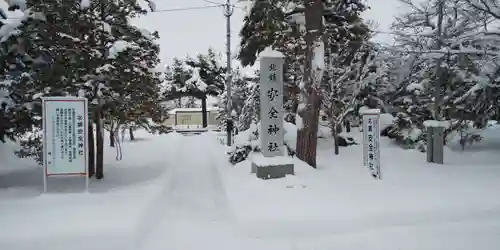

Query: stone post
left=250, top=47, right=294, bottom=179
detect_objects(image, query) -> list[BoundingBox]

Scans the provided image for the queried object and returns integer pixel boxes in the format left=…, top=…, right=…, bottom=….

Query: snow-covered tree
left=239, top=0, right=369, bottom=166
left=237, top=72, right=260, bottom=131
left=0, top=0, right=162, bottom=179
left=215, top=69, right=255, bottom=130
left=380, top=0, right=500, bottom=149
left=163, top=49, right=226, bottom=127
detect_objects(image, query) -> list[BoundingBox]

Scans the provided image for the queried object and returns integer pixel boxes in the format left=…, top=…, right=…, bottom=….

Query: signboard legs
left=43, top=169, right=47, bottom=193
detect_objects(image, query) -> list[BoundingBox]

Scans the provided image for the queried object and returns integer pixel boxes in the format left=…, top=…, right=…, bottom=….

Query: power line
left=202, top=0, right=245, bottom=10
left=153, top=4, right=224, bottom=13
left=2, top=4, right=227, bottom=19
left=202, top=0, right=223, bottom=5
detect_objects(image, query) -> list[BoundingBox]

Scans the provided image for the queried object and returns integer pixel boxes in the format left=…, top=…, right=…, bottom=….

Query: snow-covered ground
left=224, top=127, right=500, bottom=248
left=1, top=126, right=500, bottom=249
left=0, top=131, right=186, bottom=250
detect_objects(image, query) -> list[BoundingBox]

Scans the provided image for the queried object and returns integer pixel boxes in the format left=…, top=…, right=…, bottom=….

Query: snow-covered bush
left=447, top=120, right=483, bottom=151
left=15, top=128, right=43, bottom=164
left=385, top=112, right=428, bottom=152
left=228, top=121, right=297, bottom=165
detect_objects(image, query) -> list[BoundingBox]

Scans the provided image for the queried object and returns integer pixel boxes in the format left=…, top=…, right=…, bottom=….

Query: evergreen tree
left=0, top=4, right=38, bottom=143
left=239, top=0, right=369, bottom=166
left=238, top=73, right=260, bottom=131
left=163, top=49, right=225, bottom=127
left=217, top=69, right=255, bottom=130
left=384, top=0, right=500, bottom=149
left=1, top=0, right=162, bottom=177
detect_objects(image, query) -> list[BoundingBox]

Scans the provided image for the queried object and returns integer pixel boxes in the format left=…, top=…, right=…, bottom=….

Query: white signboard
left=259, top=53, right=285, bottom=157
left=362, top=109, right=381, bottom=179
left=42, top=97, right=88, bottom=191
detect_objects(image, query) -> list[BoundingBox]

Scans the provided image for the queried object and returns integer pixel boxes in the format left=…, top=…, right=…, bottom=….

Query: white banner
left=362, top=109, right=381, bottom=179
left=43, top=97, right=88, bottom=176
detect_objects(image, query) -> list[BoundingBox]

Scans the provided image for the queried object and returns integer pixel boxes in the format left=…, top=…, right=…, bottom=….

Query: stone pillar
left=251, top=47, right=294, bottom=179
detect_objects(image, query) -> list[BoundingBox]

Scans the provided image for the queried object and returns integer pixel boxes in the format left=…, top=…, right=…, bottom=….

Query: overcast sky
left=132, top=0, right=411, bottom=71
left=0, top=0, right=411, bottom=70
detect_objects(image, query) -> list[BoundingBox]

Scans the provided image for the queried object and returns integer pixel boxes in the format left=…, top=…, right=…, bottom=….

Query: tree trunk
left=345, top=120, right=351, bottom=133
left=109, top=120, right=115, bottom=147
left=129, top=127, right=135, bottom=141
left=334, top=123, right=340, bottom=155
left=88, top=122, right=95, bottom=178
left=296, top=91, right=321, bottom=167
left=109, top=129, right=115, bottom=147
left=201, top=96, right=208, bottom=128
left=95, top=108, right=104, bottom=179
left=295, top=0, right=323, bottom=168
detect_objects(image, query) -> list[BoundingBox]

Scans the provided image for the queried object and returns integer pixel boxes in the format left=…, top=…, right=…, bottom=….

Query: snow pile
left=228, top=121, right=297, bottom=165
left=234, top=154, right=313, bottom=189
left=258, top=46, right=284, bottom=58
left=379, top=113, right=396, bottom=131
left=251, top=154, right=294, bottom=167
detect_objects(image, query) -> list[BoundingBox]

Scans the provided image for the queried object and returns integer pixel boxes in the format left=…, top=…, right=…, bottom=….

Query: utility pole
left=427, top=0, right=445, bottom=164
left=223, top=0, right=234, bottom=146
left=434, top=0, right=444, bottom=120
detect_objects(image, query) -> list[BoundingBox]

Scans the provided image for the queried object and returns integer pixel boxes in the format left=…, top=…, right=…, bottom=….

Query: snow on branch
left=185, top=67, right=208, bottom=92
left=143, top=0, right=157, bottom=12
left=0, top=17, right=24, bottom=42
left=469, top=0, right=500, bottom=20
left=259, top=46, right=285, bottom=58
left=4, top=0, right=26, bottom=11
left=312, top=38, right=324, bottom=88
left=0, top=10, right=45, bottom=42
left=80, top=0, right=90, bottom=9
left=384, top=46, right=500, bottom=58
left=107, top=40, right=138, bottom=59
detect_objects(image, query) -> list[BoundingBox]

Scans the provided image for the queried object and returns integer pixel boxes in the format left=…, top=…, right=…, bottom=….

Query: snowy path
left=138, top=134, right=241, bottom=250
left=138, top=132, right=500, bottom=250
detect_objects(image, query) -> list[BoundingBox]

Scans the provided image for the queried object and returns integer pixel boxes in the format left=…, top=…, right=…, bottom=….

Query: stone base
left=251, top=156, right=294, bottom=179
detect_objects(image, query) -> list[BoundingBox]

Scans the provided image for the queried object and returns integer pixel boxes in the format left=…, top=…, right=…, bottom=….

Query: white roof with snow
left=168, top=107, right=219, bottom=114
